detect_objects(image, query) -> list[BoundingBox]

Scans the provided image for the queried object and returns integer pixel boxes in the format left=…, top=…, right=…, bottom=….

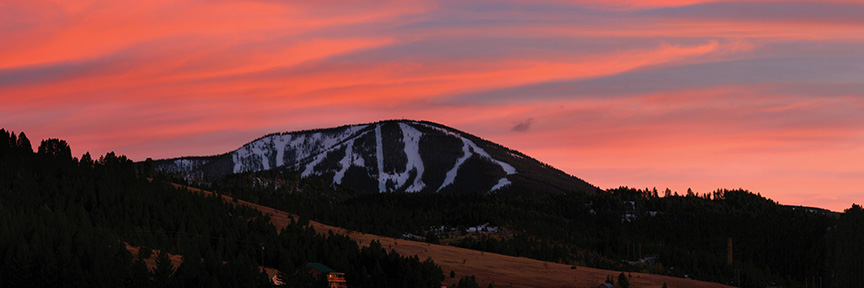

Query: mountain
left=7, top=127, right=862, bottom=288
left=152, top=120, right=596, bottom=194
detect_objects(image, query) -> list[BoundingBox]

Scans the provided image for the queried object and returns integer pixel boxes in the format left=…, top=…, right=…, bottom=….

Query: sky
left=2, top=0, right=863, bottom=211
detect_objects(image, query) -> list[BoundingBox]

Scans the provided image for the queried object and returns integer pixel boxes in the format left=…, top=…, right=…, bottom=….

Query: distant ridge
left=152, top=120, right=597, bottom=195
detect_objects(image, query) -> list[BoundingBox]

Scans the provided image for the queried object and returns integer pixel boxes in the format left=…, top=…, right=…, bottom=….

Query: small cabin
left=307, top=262, right=347, bottom=288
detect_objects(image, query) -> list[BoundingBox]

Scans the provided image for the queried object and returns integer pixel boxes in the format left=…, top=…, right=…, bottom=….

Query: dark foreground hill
left=200, top=171, right=864, bottom=288
left=173, top=181, right=736, bottom=288
left=151, top=120, right=597, bottom=195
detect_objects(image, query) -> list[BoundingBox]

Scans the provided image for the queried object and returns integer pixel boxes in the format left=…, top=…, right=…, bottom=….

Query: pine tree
left=37, top=138, right=72, bottom=159
left=17, top=132, right=32, bottom=153
left=830, top=204, right=864, bottom=287
left=618, top=272, right=629, bottom=288
left=130, top=256, right=153, bottom=288
left=152, top=250, right=175, bottom=286
left=80, top=152, right=94, bottom=168
left=456, top=275, right=480, bottom=288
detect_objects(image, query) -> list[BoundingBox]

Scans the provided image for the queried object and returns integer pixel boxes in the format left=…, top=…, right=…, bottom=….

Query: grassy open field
left=172, top=183, right=734, bottom=288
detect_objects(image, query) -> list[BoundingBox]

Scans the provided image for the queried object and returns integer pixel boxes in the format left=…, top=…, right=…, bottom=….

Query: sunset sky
left=2, top=0, right=863, bottom=211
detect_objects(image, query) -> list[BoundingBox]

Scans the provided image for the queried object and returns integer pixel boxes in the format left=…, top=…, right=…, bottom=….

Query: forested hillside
left=0, top=129, right=444, bottom=288
left=190, top=171, right=864, bottom=288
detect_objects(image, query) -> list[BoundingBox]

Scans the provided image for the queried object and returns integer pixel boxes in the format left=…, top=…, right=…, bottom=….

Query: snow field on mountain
left=232, top=125, right=368, bottom=174
left=167, top=158, right=207, bottom=174
left=399, top=123, right=425, bottom=192
left=233, top=140, right=274, bottom=173
left=490, top=178, right=512, bottom=192
left=332, top=139, right=355, bottom=185
left=376, top=124, right=386, bottom=192
left=186, top=121, right=526, bottom=194
left=374, top=123, right=426, bottom=192
left=419, top=123, right=516, bottom=192
left=438, top=139, right=471, bottom=192
left=271, top=135, right=291, bottom=167
left=302, top=151, right=328, bottom=178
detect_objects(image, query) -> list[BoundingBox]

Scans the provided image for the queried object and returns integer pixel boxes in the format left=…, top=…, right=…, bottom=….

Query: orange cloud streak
left=0, top=0, right=427, bottom=69
left=554, top=0, right=864, bottom=10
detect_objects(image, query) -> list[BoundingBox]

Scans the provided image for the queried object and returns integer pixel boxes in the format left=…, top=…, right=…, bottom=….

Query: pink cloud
left=549, top=0, right=864, bottom=10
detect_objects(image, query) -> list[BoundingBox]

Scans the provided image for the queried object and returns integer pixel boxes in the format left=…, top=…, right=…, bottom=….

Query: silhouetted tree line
left=191, top=164, right=864, bottom=288
left=0, top=129, right=443, bottom=288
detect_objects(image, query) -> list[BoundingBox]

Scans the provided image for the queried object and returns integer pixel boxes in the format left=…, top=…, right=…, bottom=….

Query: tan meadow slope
left=172, top=183, right=733, bottom=288
left=125, top=244, right=280, bottom=276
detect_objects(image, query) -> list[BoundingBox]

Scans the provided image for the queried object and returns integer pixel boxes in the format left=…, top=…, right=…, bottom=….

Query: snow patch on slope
left=332, top=139, right=355, bottom=185
left=256, top=138, right=271, bottom=170
left=464, top=138, right=516, bottom=175
left=439, top=140, right=471, bottom=192
left=376, top=124, right=386, bottom=192
left=399, top=123, right=425, bottom=192
left=163, top=158, right=208, bottom=174
left=420, top=123, right=516, bottom=192
left=289, top=134, right=307, bottom=171
left=490, top=178, right=512, bottom=192
left=508, top=152, right=525, bottom=159
left=373, top=123, right=427, bottom=192
left=302, top=130, right=372, bottom=179
left=302, top=151, right=328, bottom=178
left=271, top=135, right=291, bottom=167
left=232, top=124, right=368, bottom=174
left=233, top=139, right=275, bottom=173
left=352, top=148, right=365, bottom=167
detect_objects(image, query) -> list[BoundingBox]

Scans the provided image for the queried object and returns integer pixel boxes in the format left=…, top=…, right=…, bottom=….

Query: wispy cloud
left=511, top=118, right=534, bottom=132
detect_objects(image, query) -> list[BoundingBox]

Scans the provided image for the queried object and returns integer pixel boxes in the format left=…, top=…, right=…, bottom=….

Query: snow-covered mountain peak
left=152, top=120, right=595, bottom=195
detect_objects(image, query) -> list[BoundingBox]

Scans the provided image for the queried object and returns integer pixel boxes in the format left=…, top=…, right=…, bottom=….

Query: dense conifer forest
left=191, top=169, right=864, bottom=288
left=0, top=129, right=444, bottom=288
